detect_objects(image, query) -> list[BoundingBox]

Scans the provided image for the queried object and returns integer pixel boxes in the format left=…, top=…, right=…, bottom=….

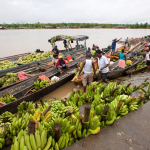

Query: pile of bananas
left=34, top=79, right=51, bottom=90
left=125, top=62, right=132, bottom=68
left=0, top=111, right=14, bottom=124
left=0, top=73, right=19, bottom=87
left=136, top=61, right=147, bottom=70
left=18, top=101, right=34, bottom=113
left=0, top=60, right=18, bottom=71
left=15, top=51, right=52, bottom=63
left=0, top=94, right=17, bottom=104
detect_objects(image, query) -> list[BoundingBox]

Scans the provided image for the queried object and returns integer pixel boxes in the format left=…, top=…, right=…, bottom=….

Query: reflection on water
left=43, top=81, right=83, bottom=100
left=0, top=29, right=150, bottom=57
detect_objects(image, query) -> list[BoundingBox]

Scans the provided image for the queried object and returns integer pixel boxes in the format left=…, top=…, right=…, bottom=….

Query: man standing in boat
left=52, top=45, right=59, bottom=66
left=56, top=56, right=69, bottom=74
left=125, top=37, right=129, bottom=47
left=79, top=53, right=96, bottom=94
left=96, top=50, right=109, bottom=83
left=111, top=38, right=122, bottom=55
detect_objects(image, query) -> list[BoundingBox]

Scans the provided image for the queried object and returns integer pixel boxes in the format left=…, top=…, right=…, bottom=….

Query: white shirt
left=97, top=56, right=109, bottom=73
left=84, top=59, right=92, bottom=73
left=145, top=52, right=150, bottom=61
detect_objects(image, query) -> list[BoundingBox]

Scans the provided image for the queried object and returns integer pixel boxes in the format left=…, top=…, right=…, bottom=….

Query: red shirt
left=56, top=59, right=68, bottom=66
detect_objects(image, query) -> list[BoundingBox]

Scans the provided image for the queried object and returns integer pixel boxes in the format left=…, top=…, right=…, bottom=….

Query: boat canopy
left=73, top=35, right=89, bottom=41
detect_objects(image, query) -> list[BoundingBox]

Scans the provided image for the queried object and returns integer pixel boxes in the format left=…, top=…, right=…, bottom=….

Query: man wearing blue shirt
left=111, top=38, right=122, bottom=55
left=86, top=47, right=91, bottom=54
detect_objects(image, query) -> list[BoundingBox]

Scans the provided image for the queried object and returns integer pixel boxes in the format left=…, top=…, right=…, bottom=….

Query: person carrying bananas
left=56, top=56, right=69, bottom=74
left=79, top=53, right=96, bottom=94
left=118, top=49, right=127, bottom=70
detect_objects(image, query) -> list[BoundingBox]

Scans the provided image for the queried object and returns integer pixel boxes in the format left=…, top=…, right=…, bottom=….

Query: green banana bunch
left=18, top=101, right=34, bottom=113
left=0, top=94, right=17, bottom=104
left=106, top=109, right=116, bottom=125
left=124, top=85, right=133, bottom=95
left=0, top=111, right=15, bottom=123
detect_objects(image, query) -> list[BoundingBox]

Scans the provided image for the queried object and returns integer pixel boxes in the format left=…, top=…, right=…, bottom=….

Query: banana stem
left=102, top=94, right=111, bottom=100
left=35, top=102, right=38, bottom=108
left=83, top=106, right=91, bottom=122
left=28, top=119, right=36, bottom=135
left=66, top=109, right=74, bottom=116
left=42, top=106, right=51, bottom=116
left=137, top=93, right=145, bottom=104
left=93, top=86, right=95, bottom=92
left=110, top=87, right=120, bottom=96
left=23, top=102, right=27, bottom=110
left=19, top=112, right=22, bottom=118
left=101, top=105, right=109, bottom=121
left=115, top=100, right=123, bottom=115
left=62, top=98, right=67, bottom=106
left=28, top=110, right=33, bottom=115
left=40, top=99, right=44, bottom=106
left=125, top=96, right=136, bottom=105
left=54, top=123, right=61, bottom=142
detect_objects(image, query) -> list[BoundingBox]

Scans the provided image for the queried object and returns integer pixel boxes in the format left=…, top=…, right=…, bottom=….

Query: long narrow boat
left=0, top=35, right=88, bottom=77
left=0, top=55, right=86, bottom=114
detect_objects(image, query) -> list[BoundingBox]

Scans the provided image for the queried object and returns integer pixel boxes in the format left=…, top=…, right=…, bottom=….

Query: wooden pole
left=101, top=105, right=109, bottom=121
left=115, top=100, right=123, bottom=115
left=84, top=40, right=86, bottom=47
left=68, top=41, right=72, bottom=50
left=54, top=123, right=61, bottom=141
left=28, top=119, right=36, bottom=135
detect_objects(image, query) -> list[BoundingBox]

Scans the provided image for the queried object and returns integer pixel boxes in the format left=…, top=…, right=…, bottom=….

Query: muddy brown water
left=42, top=81, right=83, bottom=101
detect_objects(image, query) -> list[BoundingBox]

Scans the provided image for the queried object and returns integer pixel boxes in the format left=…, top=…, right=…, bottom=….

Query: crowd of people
left=51, top=37, right=150, bottom=93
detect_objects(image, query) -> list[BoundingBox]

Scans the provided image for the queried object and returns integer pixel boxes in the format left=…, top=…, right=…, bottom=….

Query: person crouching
left=56, top=56, right=69, bottom=74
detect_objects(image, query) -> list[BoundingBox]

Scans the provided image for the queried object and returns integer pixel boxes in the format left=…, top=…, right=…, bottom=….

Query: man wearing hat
left=111, top=38, right=122, bottom=55
left=52, top=45, right=59, bottom=66
left=125, top=37, right=129, bottom=47
left=56, top=56, right=69, bottom=73
left=96, top=50, right=109, bottom=83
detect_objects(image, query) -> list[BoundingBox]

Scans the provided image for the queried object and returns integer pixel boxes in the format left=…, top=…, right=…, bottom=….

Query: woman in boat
left=145, top=48, right=150, bottom=72
left=118, top=49, right=126, bottom=70
left=56, top=56, right=69, bottom=73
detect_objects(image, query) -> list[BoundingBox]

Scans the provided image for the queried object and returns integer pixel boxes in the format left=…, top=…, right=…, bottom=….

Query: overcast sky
left=0, top=0, right=149, bottom=24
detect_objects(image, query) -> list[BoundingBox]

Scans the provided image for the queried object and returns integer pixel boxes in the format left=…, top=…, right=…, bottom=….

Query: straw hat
left=58, top=55, right=63, bottom=59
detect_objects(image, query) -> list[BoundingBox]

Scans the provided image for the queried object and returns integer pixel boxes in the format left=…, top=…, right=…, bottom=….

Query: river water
left=0, top=29, right=150, bottom=57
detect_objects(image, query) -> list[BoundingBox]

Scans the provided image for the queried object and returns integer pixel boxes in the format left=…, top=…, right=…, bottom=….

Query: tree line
left=1, top=22, right=150, bottom=29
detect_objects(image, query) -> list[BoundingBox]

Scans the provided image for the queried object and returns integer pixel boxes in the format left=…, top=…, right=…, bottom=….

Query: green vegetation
left=1, top=22, right=150, bottom=29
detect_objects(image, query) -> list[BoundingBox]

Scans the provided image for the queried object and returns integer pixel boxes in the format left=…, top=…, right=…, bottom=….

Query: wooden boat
left=0, top=35, right=88, bottom=77
left=0, top=56, right=86, bottom=114
left=107, top=59, right=143, bottom=80
left=0, top=53, right=31, bottom=62
left=126, top=66, right=147, bottom=75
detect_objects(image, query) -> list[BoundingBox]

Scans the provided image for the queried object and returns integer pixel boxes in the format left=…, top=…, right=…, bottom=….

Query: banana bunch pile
left=18, top=101, right=34, bottom=113
left=0, top=60, right=18, bottom=71
left=16, top=51, right=52, bottom=63
left=136, top=61, right=147, bottom=69
left=34, top=79, right=51, bottom=91
left=11, top=128, right=55, bottom=150
left=50, top=100, right=79, bottom=119
left=138, top=83, right=150, bottom=100
left=0, top=126, right=6, bottom=149
left=0, top=111, right=15, bottom=123
left=0, top=72, right=19, bottom=87
left=9, top=112, right=32, bottom=136
left=0, top=94, right=17, bottom=104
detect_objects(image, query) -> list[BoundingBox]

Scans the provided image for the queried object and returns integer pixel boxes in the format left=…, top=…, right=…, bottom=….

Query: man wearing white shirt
left=145, top=49, right=150, bottom=72
left=96, top=50, right=109, bottom=83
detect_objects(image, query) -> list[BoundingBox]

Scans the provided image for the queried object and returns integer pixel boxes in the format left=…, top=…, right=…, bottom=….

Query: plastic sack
left=39, top=75, right=50, bottom=81
left=51, top=76, right=60, bottom=82
left=17, top=72, right=28, bottom=81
